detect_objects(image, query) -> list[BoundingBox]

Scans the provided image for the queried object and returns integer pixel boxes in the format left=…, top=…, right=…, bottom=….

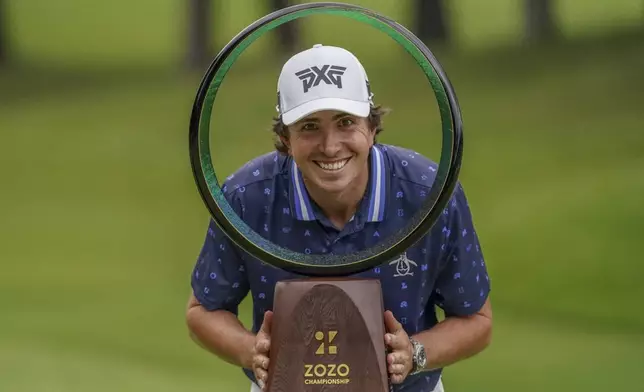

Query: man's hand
left=251, top=310, right=273, bottom=391
left=384, top=310, right=414, bottom=384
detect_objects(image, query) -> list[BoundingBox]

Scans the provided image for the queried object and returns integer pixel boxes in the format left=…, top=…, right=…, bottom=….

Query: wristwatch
left=409, top=337, right=427, bottom=375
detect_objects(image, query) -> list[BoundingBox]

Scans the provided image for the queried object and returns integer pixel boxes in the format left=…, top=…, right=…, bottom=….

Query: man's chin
left=312, top=177, right=351, bottom=194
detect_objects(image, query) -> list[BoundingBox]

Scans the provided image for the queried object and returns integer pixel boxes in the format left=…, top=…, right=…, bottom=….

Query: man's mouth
left=314, top=158, right=351, bottom=172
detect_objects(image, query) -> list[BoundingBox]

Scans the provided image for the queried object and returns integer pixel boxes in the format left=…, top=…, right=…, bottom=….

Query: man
left=186, top=44, right=492, bottom=392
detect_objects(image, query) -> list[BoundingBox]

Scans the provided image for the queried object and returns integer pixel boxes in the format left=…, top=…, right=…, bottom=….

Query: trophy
left=188, top=3, right=464, bottom=391
left=268, top=278, right=389, bottom=390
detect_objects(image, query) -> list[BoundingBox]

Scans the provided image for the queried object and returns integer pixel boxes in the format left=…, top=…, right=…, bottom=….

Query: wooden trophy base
left=265, top=278, right=389, bottom=392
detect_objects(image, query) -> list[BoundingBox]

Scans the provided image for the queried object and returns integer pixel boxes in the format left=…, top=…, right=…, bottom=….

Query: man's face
left=283, top=110, right=375, bottom=194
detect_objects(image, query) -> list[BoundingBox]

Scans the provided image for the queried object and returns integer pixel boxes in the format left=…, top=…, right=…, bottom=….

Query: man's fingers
left=255, top=368, right=268, bottom=385
left=390, top=373, right=405, bottom=385
left=255, top=338, right=270, bottom=354
left=259, top=310, right=273, bottom=335
left=387, top=351, right=409, bottom=365
left=384, top=310, right=402, bottom=334
left=388, top=363, right=405, bottom=374
left=385, top=333, right=407, bottom=351
left=253, top=355, right=270, bottom=370
left=383, top=310, right=412, bottom=385
left=254, top=312, right=273, bottom=391
left=256, top=311, right=273, bottom=356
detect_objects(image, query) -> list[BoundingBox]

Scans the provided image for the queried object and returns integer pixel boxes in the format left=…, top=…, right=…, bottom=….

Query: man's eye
left=301, top=123, right=317, bottom=131
left=339, top=118, right=355, bottom=127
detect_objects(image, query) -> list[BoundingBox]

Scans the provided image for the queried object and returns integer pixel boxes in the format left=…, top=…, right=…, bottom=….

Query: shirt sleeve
left=190, top=190, right=250, bottom=314
left=432, top=183, right=491, bottom=317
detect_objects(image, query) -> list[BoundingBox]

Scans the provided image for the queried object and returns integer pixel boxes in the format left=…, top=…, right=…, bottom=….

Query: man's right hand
left=251, top=310, right=273, bottom=391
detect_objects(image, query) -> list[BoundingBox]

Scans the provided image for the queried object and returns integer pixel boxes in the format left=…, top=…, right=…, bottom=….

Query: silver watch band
left=409, top=337, right=426, bottom=375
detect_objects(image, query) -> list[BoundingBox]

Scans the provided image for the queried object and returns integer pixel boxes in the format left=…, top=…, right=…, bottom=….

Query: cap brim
left=282, top=98, right=370, bottom=126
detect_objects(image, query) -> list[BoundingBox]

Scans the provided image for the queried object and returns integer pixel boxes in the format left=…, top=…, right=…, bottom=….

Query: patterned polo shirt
left=191, top=143, right=491, bottom=392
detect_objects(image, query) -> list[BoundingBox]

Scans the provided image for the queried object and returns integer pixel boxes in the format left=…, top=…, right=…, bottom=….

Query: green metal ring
left=189, top=2, right=463, bottom=276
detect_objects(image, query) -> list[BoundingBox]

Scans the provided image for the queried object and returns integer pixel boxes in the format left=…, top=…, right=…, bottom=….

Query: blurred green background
left=1, top=0, right=643, bottom=391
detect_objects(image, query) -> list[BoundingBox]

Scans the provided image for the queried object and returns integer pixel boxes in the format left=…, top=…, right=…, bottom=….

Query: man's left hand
left=384, top=310, right=413, bottom=384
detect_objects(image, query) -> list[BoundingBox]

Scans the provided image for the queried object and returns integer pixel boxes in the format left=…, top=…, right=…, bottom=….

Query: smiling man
left=186, top=44, right=493, bottom=392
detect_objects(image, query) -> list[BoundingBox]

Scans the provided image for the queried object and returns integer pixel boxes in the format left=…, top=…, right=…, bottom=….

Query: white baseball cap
left=276, top=44, right=373, bottom=126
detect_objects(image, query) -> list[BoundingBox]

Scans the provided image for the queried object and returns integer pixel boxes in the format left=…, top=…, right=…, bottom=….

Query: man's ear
left=368, top=127, right=377, bottom=146
left=280, top=135, right=291, bottom=153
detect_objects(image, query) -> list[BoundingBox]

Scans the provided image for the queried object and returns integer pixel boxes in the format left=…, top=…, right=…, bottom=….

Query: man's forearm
left=412, top=300, right=493, bottom=371
left=186, top=305, right=256, bottom=369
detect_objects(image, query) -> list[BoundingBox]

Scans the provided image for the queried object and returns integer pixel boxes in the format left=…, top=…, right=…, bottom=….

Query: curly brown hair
left=271, top=105, right=391, bottom=154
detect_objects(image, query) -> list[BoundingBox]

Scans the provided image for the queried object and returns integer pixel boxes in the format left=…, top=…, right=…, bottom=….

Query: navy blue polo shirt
left=191, top=143, right=491, bottom=392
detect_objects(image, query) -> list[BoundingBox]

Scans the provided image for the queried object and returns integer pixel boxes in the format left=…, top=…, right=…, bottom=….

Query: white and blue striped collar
left=289, top=145, right=387, bottom=222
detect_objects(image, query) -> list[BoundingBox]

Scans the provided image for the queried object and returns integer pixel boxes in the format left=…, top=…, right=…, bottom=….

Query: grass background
left=1, top=0, right=643, bottom=390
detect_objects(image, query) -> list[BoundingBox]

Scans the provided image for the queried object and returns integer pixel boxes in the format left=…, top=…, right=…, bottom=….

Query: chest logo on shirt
left=389, top=252, right=418, bottom=277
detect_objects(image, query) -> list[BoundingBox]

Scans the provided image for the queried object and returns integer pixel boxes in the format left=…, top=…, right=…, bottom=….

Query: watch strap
left=409, top=337, right=426, bottom=375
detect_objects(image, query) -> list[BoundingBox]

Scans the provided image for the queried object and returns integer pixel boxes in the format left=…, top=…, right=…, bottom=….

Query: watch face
left=412, top=340, right=427, bottom=371
left=415, top=342, right=427, bottom=367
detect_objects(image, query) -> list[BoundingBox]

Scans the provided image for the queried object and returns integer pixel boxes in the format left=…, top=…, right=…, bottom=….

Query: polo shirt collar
left=288, top=144, right=388, bottom=222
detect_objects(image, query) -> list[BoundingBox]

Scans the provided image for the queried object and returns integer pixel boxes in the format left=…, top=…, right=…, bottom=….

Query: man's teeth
left=317, top=159, right=349, bottom=171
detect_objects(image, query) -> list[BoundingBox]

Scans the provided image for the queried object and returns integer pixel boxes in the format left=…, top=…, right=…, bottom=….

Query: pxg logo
left=296, top=65, right=347, bottom=93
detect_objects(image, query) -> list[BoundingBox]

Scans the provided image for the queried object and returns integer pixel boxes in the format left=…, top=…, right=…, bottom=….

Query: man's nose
left=319, top=129, right=342, bottom=156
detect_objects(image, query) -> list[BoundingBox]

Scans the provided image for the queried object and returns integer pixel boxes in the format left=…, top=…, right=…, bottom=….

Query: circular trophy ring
left=189, top=1, right=463, bottom=277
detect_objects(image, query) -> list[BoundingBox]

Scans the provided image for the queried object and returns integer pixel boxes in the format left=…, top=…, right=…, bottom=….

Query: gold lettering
left=313, top=364, right=326, bottom=377
left=304, top=377, right=351, bottom=385
left=303, top=362, right=351, bottom=385
left=327, top=363, right=337, bottom=377
left=337, top=364, right=350, bottom=377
